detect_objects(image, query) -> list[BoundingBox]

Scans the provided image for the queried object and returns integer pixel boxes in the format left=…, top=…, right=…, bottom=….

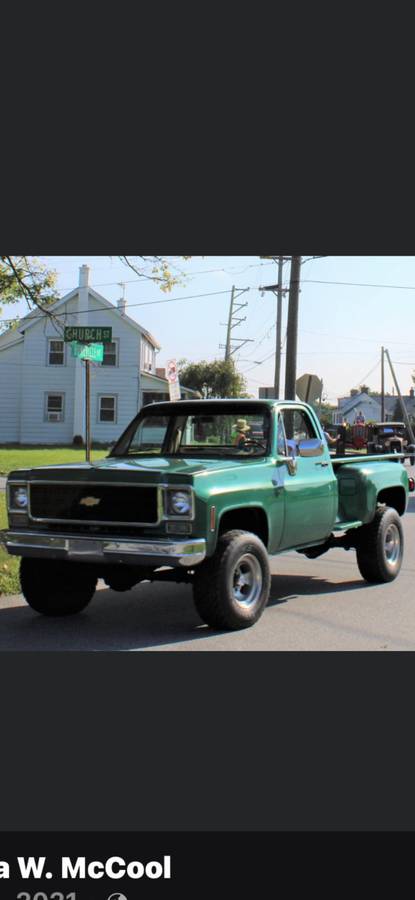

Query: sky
left=2, top=255, right=415, bottom=403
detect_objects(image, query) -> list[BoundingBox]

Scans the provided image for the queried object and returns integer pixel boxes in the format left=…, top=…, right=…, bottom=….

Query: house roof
left=338, top=390, right=415, bottom=418
left=0, top=329, right=24, bottom=351
left=338, top=393, right=379, bottom=415
left=141, top=370, right=200, bottom=396
left=14, top=286, right=161, bottom=348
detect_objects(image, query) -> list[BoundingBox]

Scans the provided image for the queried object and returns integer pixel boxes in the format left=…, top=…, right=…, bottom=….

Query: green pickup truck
left=2, top=399, right=413, bottom=630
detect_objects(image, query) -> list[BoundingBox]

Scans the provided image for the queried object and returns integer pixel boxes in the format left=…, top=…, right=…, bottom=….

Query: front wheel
left=193, top=530, right=271, bottom=630
left=20, top=558, right=98, bottom=616
left=355, top=506, right=404, bottom=584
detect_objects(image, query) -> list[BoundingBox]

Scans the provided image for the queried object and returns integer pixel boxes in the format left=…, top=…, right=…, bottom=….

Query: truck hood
left=10, top=455, right=266, bottom=485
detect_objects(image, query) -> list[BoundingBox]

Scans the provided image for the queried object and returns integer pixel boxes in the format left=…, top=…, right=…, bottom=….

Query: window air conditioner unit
left=48, top=412, right=61, bottom=422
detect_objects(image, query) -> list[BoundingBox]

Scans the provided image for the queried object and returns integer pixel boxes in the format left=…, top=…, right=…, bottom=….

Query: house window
left=98, top=395, right=117, bottom=423
left=45, top=393, right=64, bottom=422
left=141, top=340, right=155, bottom=372
left=48, top=339, right=64, bottom=365
left=102, top=341, right=118, bottom=366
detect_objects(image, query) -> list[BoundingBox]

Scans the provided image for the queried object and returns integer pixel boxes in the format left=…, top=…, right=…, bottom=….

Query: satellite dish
left=295, top=373, right=323, bottom=404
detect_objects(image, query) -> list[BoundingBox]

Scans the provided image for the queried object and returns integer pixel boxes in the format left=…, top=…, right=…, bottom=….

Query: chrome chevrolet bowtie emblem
left=79, top=496, right=101, bottom=507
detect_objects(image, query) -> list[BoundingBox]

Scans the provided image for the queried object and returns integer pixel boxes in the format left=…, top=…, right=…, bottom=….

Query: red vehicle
left=351, top=422, right=368, bottom=450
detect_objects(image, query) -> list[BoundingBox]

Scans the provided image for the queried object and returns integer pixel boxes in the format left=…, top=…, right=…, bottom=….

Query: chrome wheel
left=384, top=523, right=401, bottom=567
left=231, top=553, right=263, bottom=608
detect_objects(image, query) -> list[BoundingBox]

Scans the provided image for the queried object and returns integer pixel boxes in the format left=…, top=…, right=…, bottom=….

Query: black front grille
left=29, top=483, right=159, bottom=524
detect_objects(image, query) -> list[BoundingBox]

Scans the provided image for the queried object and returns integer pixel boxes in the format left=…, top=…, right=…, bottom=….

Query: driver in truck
left=232, top=418, right=251, bottom=448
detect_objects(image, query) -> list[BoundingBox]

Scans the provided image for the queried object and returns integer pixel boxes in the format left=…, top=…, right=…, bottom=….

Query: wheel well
left=218, top=507, right=269, bottom=548
left=377, top=486, right=406, bottom=516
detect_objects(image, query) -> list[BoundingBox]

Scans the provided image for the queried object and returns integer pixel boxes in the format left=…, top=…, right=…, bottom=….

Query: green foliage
left=118, top=256, right=183, bottom=293
left=0, top=256, right=59, bottom=332
left=178, top=358, right=250, bottom=399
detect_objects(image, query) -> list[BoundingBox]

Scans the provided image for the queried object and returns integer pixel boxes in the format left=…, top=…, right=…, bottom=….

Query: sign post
left=64, top=325, right=110, bottom=460
left=85, top=359, right=91, bottom=462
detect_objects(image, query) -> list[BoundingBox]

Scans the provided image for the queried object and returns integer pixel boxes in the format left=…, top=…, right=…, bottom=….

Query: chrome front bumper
left=2, top=531, right=207, bottom=568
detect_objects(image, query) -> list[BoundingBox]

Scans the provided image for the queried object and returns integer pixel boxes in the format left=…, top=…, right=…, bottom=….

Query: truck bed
left=332, top=452, right=407, bottom=530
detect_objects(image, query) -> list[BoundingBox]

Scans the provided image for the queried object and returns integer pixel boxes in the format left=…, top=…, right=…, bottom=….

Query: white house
left=333, top=388, right=415, bottom=425
left=0, top=264, right=198, bottom=446
left=332, top=392, right=382, bottom=425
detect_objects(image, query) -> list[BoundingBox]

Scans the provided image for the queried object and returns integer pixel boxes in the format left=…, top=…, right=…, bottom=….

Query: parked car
left=366, top=422, right=415, bottom=465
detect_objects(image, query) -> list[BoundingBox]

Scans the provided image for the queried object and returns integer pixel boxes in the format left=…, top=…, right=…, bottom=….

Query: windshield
left=112, top=408, right=271, bottom=458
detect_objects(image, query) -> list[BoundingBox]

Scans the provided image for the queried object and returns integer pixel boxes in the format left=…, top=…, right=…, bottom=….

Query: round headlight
left=169, top=490, right=191, bottom=515
left=13, top=487, right=28, bottom=509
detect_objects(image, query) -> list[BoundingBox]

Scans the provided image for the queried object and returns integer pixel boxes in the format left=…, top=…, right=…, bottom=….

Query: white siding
left=85, top=296, right=140, bottom=443
left=0, top=290, right=152, bottom=445
left=0, top=341, right=23, bottom=442
left=19, top=315, right=75, bottom=444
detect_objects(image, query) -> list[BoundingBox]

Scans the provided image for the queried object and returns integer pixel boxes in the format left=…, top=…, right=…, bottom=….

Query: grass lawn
left=0, top=494, right=20, bottom=594
left=0, top=446, right=108, bottom=476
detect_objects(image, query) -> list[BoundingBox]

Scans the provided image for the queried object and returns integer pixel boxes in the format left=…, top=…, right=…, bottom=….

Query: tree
left=0, top=256, right=59, bottom=332
left=178, top=358, right=250, bottom=399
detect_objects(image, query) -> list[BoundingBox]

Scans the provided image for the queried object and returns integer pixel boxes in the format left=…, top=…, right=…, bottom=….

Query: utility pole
left=384, top=349, right=415, bottom=445
left=381, top=346, right=385, bottom=421
left=220, top=285, right=251, bottom=359
left=225, top=285, right=236, bottom=360
left=258, top=256, right=289, bottom=398
left=284, top=255, right=302, bottom=400
left=275, top=256, right=284, bottom=397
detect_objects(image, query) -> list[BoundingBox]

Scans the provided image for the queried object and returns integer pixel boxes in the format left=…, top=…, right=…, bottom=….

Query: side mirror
left=298, top=438, right=324, bottom=458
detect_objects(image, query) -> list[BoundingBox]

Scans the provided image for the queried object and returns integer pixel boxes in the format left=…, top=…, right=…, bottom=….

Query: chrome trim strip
left=4, top=531, right=206, bottom=568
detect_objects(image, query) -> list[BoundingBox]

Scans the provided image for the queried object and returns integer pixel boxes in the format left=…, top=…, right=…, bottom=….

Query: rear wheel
left=20, top=558, right=98, bottom=616
left=193, top=530, right=271, bottom=630
left=355, top=506, right=403, bottom=583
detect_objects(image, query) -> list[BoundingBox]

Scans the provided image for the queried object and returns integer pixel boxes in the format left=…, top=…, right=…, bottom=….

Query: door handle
left=315, top=461, right=329, bottom=467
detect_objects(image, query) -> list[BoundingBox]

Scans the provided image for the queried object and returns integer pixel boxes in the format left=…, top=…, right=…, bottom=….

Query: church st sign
left=64, top=326, right=112, bottom=343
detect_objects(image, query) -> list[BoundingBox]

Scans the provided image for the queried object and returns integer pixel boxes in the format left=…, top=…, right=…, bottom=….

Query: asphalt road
left=1, top=495, right=415, bottom=651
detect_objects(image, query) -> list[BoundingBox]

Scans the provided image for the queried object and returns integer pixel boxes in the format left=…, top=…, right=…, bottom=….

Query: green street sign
left=71, top=341, right=104, bottom=363
left=64, top=326, right=112, bottom=343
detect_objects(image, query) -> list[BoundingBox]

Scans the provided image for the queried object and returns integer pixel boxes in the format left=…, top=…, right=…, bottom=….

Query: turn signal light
left=408, top=476, right=415, bottom=492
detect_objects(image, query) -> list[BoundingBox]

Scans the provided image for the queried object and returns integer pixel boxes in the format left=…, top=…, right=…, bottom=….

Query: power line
left=302, top=278, right=415, bottom=291
left=53, top=261, right=276, bottom=294
left=0, top=288, right=237, bottom=328
left=299, top=328, right=415, bottom=347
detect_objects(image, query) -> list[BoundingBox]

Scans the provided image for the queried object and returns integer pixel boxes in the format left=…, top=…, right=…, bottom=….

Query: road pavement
left=1, top=494, right=415, bottom=651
